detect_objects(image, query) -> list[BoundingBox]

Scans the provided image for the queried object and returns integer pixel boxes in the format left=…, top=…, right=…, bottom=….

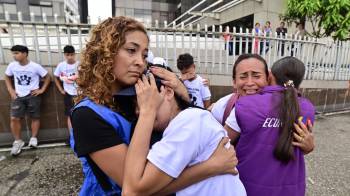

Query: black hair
left=63, top=45, right=75, bottom=53
left=151, top=73, right=191, bottom=111
left=232, top=54, right=269, bottom=79
left=11, top=45, right=28, bottom=54
left=271, top=56, right=305, bottom=163
left=177, top=53, right=194, bottom=71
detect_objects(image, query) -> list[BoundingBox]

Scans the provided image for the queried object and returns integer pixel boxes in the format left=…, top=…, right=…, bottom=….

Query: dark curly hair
left=75, top=16, right=148, bottom=108
left=177, top=53, right=194, bottom=71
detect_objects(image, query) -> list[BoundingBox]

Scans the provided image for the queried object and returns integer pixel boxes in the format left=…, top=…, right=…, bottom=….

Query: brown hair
left=271, top=56, right=305, bottom=163
left=75, top=16, right=148, bottom=108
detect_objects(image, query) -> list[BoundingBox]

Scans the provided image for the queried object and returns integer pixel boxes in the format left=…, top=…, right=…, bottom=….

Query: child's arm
left=203, top=99, right=211, bottom=109
left=201, top=83, right=211, bottom=109
left=4, top=75, right=17, bottom=100
left=152, top=137, right=238, bottom=196
left=31, top=74, right=50, bottom=96
left=54, top=76, right=65, bottom=95
left=123, top=75, right=173, bottom=196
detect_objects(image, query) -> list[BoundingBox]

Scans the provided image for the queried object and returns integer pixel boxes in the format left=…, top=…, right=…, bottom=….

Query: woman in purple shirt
left=226, top=57, right=315, bottom=196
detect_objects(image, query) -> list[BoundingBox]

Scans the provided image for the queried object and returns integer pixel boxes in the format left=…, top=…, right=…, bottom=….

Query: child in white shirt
left=177, top=53, right=211, bottom=108
left=122, top=73, right=246, bottom=196
left=5, top=45, right=50, bottom=155
left=54, top=45, right=79, bottom=130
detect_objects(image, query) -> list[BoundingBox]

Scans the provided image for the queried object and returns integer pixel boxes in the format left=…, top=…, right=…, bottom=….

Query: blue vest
left=70, top=98, right=131, bottom=196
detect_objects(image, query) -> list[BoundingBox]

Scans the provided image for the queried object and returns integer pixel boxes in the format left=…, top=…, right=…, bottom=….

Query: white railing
left=0, top=15, right=349, bottom=81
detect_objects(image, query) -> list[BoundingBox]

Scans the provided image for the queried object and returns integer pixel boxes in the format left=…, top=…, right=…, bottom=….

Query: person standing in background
left=5, top=45, right=50, bottom=156
left=54, top=45, right=79, bottom=131
left=177, top=53, right=211, bottom=109
left=276, top=21, right=288, bottom=56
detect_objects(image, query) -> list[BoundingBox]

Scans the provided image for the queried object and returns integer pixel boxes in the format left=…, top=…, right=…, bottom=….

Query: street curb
left=316, top=109, right=350, bottom=118
left=0, top=142, right=68, bottom=152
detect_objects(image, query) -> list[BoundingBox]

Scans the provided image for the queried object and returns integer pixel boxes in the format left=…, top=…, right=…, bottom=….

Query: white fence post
left=0, top=20, right=348, bottom=80
left=196, top=24, right=201, bottom=67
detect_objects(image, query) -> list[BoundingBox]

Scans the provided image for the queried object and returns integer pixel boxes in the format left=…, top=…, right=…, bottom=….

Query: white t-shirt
left=54, top=61, right=79, bottom=95
left=211, top=93, right=233, bottom=124
left=183, top=75, right=211, bottom=108
left=147, top=108, right=246, bottom=196
left=225, top=107, right=241, bottom=133
left=5, top=61, right=48, bottom=97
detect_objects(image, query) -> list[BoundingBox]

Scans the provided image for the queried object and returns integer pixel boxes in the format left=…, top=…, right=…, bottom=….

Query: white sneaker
left=28, top=137, right=38, bottom=148
left=10, top=140, right=25, bottom=156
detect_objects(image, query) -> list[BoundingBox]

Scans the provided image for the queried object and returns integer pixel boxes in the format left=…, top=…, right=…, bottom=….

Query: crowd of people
left=223, top=20, right=308, bottom=56
left=4, top=16, right=315, bottom=196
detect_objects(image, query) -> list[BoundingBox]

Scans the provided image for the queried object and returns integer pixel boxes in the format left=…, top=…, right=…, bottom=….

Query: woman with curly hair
left=71, top=16, right=239, bottom=196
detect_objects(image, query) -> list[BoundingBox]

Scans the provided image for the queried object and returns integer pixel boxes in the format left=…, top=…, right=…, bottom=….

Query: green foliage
left=282, top=0, right=350, bottom=40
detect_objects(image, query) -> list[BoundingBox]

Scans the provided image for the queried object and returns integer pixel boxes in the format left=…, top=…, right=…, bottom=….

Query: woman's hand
left=206, top=137, right=239, bottom=175
left=150, top=66, right=190, bottom=102
left=202, top=78, right=210, bottom=86
left=292, top=118, right=315, bottom=154
left=135, top=74, right=164, bottom=115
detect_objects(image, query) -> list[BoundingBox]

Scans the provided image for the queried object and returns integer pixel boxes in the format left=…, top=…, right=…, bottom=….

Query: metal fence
left=0, top=14, right=349, bottom=80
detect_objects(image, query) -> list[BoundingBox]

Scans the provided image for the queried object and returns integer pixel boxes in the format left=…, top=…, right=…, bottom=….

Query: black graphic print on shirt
left=15, top=71, right=33, bottom=86
left=189, top=93, right=197, bottom=106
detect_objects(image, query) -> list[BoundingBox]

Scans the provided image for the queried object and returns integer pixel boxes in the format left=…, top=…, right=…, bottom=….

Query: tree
left=282, top=0, right=350, bottom=40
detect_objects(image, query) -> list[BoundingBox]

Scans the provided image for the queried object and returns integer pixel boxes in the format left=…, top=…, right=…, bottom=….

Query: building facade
left=113, top=0, right=178, bottom=26
left=112, top=0, right=291, bottom=32
left=0, top=0, right=79, bottom=23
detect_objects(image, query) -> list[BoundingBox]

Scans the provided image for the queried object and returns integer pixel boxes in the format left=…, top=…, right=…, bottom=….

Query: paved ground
left=0, top=112, right=349, bottom=196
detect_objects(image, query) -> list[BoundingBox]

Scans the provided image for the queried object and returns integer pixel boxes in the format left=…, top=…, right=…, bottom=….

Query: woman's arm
left=224, top=124, right=241, bottom=144
left=90, top=145, right=128, bottom=186
left=123, top=75, right=174, bottom=196
left=152, top=137, right=238, bottom=196
left=223, top=107, right=241, bottom=144
left=72, top=106, right=130, bottom=187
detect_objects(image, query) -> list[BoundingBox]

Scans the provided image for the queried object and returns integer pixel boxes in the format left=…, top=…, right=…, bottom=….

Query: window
left=134, top=0, right=145, bottom=9
left=125, top=8, right=134, bottom=17
left=115, top=7, right=125, bottom=16
left=29, top=6, right=42, bottom=16
left=134, top=9, right=151, bottom=23
left=4, top=3, right=17, bottom=14
left=0, top=4, right=4, bottom=14
left=116, top=0, right=126, bottom=7
left=159, top=2, right=168, bottom=11
left=152, top=11, right=160, bottom=21
left=125, top=0, right=134, bottom=8
left=168, top=12, right=175, bottom=21
left=42, top=7, right=53, bottom=16
left=160, top=11, right=168, bottom=23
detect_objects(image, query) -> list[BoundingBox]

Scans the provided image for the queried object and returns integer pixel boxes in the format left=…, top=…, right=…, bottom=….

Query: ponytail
left=273, top=82, right=300, bottom=163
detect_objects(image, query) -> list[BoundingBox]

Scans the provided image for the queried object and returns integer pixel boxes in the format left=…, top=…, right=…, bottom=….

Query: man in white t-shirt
left=54, top=45, right=78, bottom=131
left=177, top=53, right=211, bottom=108
left=4, top=45, right=50, bottom=156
